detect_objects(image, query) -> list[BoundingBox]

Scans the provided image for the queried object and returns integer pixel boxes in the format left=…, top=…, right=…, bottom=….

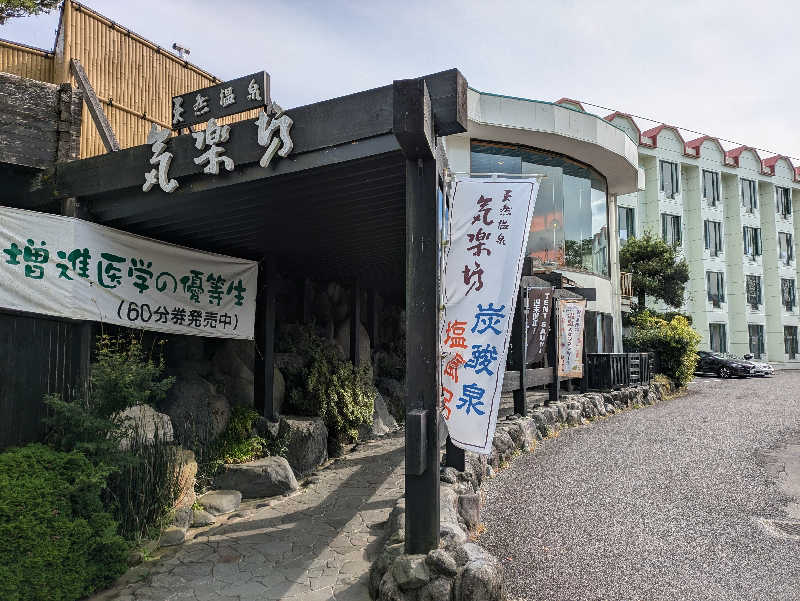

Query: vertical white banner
left=440, top=178, right=540, bottom=454
left=557, top=298, right=586, bottom=378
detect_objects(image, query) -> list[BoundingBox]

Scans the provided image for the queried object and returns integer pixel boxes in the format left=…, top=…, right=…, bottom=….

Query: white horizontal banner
left=0, top=206, right=257, bottom=339
left=440, top=177, right=541, bottom=454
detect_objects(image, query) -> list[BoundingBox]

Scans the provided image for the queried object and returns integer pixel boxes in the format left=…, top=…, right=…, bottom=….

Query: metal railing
left=585, top=352, right=653, bottom=390
left=621, top=272, right=633, bottom=299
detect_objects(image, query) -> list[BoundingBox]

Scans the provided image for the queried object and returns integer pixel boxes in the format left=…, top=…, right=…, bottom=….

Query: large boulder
left=214, top=456, right=298, bottom=498
left=454, top=558, right=503, bottom=601
left=114, top=404, right=173, bottom=450
left=279, top=416, right=328, bottom=476
left=164, top=375, right=231, bottom=443
left=334, top=318, right=371, bottom=367
left=211, top=340, right=255, bottom=406
left=197, top=489, right=241, bottom=515
left=359, top=391, right=398, bottom=440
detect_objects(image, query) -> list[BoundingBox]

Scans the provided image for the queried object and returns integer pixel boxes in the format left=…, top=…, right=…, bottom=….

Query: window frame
left=781, top=278, right=796, bottom=311
left=618, top=205, right=635, bottom=244
left=703, top=219, right=723, bottom=255
left=741, top=178, right=757, bottom=212
left=709, top=323, right=727, bottom=353
left=785, top=325, right=798, bottom=359
left=660, top=160, right=680, bottom=199
left=778, top=231, right=794, bottom=265
left=706, top=270, right=725, bottom=307
left=776, top=186, right=791, bottom=218
left=748, top=324, right=765, bottom=359
left=742, top=226, right=762, bottom=258
left=661, top=213, right=681, bottom=246
left=702, top=169, right=721, bottom=206
left=746, top=274, right=762, bottom=309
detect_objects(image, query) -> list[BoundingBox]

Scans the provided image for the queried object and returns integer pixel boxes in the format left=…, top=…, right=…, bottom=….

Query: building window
left=778, top=232, right=794, bottom=265
left=618, top=206, right=635, bottom=245
left=746, top=275, right=762, bottom=309
left=748, top=324, right=765, bottom=359
left=781, top=278, right=796, bottom=311
left=706, top=271, right=725, bottom=307
left=709, top=323, right=727, bottom=352
left=661, top=213, right=681, bottom=246
left=470, top=141, right=609, bottom=276
left=785, top=326, right=798, bottom=359
left=776, top=186, right=791, bottom=218
left=742, top=226, right=762, bottom=258
left=660, top=160, right=679, bottom=199
left=742, top=179, right=757, bottom=212
left=702, top=170, right=720, bottom=206
left=704, top=220, right=723, bottom=255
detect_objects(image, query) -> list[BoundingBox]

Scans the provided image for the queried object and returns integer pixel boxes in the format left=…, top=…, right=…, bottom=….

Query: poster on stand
left=440, top=177, right=541, bottom=454
left=525, top=286, right=554, bottom=363
left=0, top=205, right=257, bottom=339
left=557, top=298, right=586, bottom=378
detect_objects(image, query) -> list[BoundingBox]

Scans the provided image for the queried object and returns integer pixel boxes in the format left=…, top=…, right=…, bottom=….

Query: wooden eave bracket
left=69, top=58, right=120, bottom=153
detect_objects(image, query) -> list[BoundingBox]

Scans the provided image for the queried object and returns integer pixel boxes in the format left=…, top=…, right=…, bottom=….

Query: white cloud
left=2, top=0, right=799, bottom=157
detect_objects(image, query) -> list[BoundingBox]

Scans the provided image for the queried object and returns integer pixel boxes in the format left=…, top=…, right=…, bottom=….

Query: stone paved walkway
left=93, top=433, right=405, bottom=601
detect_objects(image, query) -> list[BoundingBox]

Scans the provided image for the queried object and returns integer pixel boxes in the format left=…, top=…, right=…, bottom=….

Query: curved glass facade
left=470, top=141, right=609, bottom=276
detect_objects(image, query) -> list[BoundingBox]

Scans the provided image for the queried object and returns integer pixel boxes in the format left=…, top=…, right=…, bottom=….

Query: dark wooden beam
left=302, top=278, right=314, bottom=324
left=367, top=288, right=379, bottom=349
left=69, top=59, right=120, bottom=153
left=511, top=284, right=528, bottom=415
left=547, top=298, right=560, bottom=405
left=53, top=69, right=466, bottom=203
left=445, top=435, right=466, bottom=472
left=396, top=76, right=443, bottom=555
left=255, top=259, right=278, bottom=421
left=350, top=280, right=361, bottom=366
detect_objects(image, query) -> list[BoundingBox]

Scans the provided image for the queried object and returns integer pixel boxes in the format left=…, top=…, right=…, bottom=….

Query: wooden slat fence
left=0, top=312, right=81, bottom=449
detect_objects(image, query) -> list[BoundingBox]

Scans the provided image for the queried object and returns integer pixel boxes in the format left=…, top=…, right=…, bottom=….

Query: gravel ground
left=480, top=372, right=800, bottom=601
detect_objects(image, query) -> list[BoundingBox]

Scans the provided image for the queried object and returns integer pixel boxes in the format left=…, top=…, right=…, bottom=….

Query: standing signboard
left=440, top=177, right=541, bottom=454
left=0, top=206, right=258, bottom=339
left=525, top=286, right=554, bottom=363
left=557, top=298, right=587, bottom=378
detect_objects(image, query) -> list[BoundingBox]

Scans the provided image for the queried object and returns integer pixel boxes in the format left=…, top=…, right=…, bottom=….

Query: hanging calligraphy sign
left=171, top=71, right=270, bottom=129
left=525, top=286, right=554, bottom=363
left=0, top=205, right=257, bottom=339
left=440, top=177, right=541, bottom=454
left=557, top=298, right=586, bottom=378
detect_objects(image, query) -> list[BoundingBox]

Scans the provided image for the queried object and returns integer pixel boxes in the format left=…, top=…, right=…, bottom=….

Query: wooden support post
left=511, top=284, right=528, bottom=415
left=367, top=288, right=379, bottom=350
left=350, top=280, right=361, bottom=366
left=302, top=278, right=314, bottom=324
left=69, top=58, right=120, bottom=152
left=547, top=298, right=560, bottom=405
left=395, top=77, right=440, bottom=555
left=61, top=197, right=92, bottom=401
left=445, top=435, right=466, bottom=472
left=256, top=259, right=278, bottom=421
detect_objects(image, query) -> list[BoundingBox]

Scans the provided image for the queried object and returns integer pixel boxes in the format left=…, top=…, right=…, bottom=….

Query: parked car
left=742, top=354, right=774, bottom=377
left=695, top=351, right=756, bottom=378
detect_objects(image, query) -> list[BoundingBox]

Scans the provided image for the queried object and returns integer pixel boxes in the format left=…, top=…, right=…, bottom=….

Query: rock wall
left=368, top=381, right=672, bottom=601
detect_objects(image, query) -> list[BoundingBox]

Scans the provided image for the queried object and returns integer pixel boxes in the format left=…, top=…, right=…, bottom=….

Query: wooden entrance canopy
left=25, top=68, right=468, bottom=555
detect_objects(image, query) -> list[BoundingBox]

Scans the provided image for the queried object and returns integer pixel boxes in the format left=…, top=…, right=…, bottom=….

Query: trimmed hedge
left=0, top=444, right=128, bottom=601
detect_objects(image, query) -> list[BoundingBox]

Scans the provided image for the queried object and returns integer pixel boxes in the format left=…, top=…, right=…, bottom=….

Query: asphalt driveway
left=479, top=372, right=800, bottom=601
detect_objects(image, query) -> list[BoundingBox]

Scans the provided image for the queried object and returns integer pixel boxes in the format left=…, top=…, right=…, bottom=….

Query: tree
left=0, top=0, right=60, bottom=24
left=619, top=232, right=690, bottom=309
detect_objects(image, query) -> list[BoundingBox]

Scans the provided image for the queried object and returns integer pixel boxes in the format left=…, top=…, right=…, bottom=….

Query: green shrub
left=105, top=421, right=182, bottom=542
left=281, top=324, right=375, bottom=455
left=0, top=444, right=128, bottom=601
left=90, top=334, right=175, bottom=418
left=624, top=311, right=700, bottom=387
left=43, top=333, right=183, bottom=543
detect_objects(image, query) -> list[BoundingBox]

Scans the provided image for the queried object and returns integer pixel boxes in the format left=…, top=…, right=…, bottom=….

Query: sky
left=3, top=0, right=800, bottom=159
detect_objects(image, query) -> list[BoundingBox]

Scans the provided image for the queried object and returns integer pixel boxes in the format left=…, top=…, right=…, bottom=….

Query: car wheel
left=719, top=367, right=731, bottom=379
